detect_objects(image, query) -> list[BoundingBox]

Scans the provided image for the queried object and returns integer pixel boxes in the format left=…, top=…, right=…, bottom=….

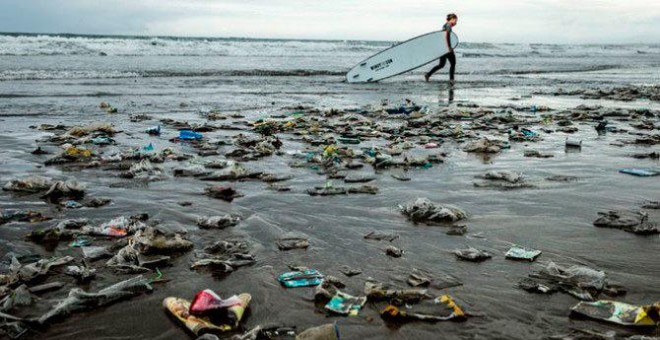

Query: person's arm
left=445, top=29, right=453, bottom=53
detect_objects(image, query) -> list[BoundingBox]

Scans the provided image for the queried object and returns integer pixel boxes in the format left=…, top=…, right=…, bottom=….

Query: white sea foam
left=2, top=33, right=658, bottom=58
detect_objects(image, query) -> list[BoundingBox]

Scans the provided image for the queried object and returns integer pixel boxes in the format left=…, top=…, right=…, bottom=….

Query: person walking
left=425, top=13, right=458, bottom=85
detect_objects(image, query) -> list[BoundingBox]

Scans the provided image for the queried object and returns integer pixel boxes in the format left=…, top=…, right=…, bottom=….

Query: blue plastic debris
left=278, top=269, right=324, bottom=288
left=179, top=130, right=203, bottom=140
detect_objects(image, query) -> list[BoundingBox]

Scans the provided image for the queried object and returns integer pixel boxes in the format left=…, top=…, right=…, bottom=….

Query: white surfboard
left=346, top=30, right=459, bottom=83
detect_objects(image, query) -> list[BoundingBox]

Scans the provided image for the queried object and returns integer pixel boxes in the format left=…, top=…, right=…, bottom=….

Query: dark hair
left=447, top=13, right=457, bottom=21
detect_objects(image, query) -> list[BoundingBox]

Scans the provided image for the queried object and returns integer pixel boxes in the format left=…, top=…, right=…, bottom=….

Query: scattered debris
left=400, top=198, right=467, bottom=224
left=454, top=247, right=492, bottom=262
left=505, top=246, right=542, bottom=262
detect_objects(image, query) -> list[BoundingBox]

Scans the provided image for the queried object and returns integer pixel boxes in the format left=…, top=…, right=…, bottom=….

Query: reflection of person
left=425, top=13, right=458, bottom=85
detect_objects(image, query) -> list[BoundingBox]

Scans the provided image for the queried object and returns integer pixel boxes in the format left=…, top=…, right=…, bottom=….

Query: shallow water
left=0, top=34, right=659, bottom=340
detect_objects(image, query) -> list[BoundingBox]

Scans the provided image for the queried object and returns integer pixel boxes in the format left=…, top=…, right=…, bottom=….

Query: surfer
left=425, top=13, right=458, bottom=84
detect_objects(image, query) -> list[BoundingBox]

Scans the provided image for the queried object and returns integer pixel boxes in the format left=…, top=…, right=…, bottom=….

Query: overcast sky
left=1, top=0, right=659, bottom=43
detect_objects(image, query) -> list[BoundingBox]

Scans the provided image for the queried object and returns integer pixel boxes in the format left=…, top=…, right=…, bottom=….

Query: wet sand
left=0, top=76, right=659, bottom=340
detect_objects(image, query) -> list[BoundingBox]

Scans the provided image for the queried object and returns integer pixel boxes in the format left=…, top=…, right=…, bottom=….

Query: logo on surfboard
left=370, top=58, right=393, bottom=71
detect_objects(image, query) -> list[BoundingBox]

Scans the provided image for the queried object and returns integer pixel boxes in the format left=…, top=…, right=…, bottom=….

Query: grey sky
left=1, top=0, right=659, bottom=43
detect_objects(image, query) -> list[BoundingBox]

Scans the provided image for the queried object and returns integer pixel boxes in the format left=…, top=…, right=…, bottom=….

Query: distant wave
left=0, top=69, right=345, bottom=81
left=2, top=33, right=658, bottom=58
left=0, top=33, right=387, bottom=57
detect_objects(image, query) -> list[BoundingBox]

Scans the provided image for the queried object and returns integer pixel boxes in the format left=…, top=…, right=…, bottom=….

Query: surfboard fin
left=352, top=74, right=359, bottom=79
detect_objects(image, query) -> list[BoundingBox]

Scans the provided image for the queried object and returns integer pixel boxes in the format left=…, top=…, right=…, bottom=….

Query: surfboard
left=346, top=30, right=459, bottom=83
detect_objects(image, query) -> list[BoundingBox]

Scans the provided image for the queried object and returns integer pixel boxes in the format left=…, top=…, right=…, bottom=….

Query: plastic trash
left=189, top=289, right=247, bottom=327
left=338, top=137, right=361, bottom=145
left=81, top=246, right=112, bottom=262
left=179, top=130, right=203, bottom=140
left=278, top=269, right=324, bottom=288
left=69, top=238, right=91, bottom=247
left=41, top=179, right=86, bottom=203
left=0, top=209, right=51, bottom=225
left=446, top=224, right=467, bottom=236
left=2, top=175, right=53, bottom=193
left=64, top=265, right=96, bottom=282
left=593, top=210, right=658, bottom=235
left=95, top=216, right=130, bottom=237
left=570, top=300, right=659, bottom=327
left=505, top=246, right=542, bottom=262
left=197, top=215, right=241, bottom=229
left=296, top=323, right=339, bottom=340
left=521, top=128, right=538, bottom=137
left=276, top=237, right=309, bottom=251
left=142, top=143, right=155, bottom=152
left=364, top=282, right=430, bottom=303
left=325, top=291, right=366, bottom=316
left=385, top=245, right=403, bottom=258
left=363, top=231, right=399, bottom=242
left=90, top=136, right=113, bottom=145
left=339, top=266, right=362, bottom=277
left=454, top=247, right=491, bottom=262
left=400, top=198, right=467, bottom=224
left=407, top=273, right=432, bottom=287
left=8, top=256, right=74, bottom=284
left=381, top=295, right=466, bottom=322
left=37, top=275, right=152, bottom=325
left=162, top=293, right=251, bottom=335
left=133, top=227, right=193, bottom=254
left=0, top=285, right=34, bottom=312
left=61, top=200, right=83, bottom=209
left=146, top=125, right=161, bottom=136
left=526, top=261, right=607, bottom=301
left=619, top=168, right=659, bottom=177
left=565, top=138, right=582, bottom=148
left=479, top=170, right=523, bottom=183
left=204, top=186, right=243, bottom=202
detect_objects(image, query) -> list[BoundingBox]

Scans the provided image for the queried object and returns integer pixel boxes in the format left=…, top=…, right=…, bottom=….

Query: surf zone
left=370, top=58, right=393, bottom=71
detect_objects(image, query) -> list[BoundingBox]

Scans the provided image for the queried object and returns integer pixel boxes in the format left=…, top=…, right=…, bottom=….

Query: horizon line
left=1, top=31, right=658, bottom=46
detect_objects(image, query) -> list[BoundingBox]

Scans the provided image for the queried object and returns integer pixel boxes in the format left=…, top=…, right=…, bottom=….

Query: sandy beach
left=0, top=34, right=659, bottom=339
